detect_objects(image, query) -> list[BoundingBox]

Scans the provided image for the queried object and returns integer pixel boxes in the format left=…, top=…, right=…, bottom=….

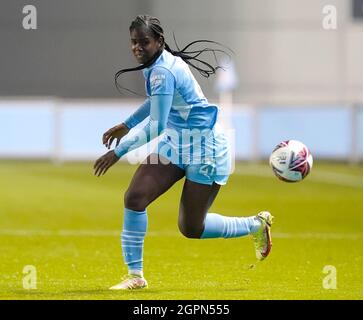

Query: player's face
left=130, top=27, right=162, bottom=64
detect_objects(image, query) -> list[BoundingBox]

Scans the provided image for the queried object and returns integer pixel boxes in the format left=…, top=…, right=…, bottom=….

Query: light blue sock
left=121, top=208, right=147, bottom=274
left=201, top=213, right=261, bottom=239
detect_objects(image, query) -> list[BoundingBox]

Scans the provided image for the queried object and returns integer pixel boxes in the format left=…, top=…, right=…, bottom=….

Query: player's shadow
left=6, top=288, right=160, bottom=298
left=6, top=287, right=249, bottom=298
left=59, top=289, right=161, bottom=295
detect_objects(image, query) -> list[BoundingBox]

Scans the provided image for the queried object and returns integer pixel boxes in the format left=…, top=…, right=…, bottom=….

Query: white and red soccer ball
left=269, top=140, right=313, bottom=182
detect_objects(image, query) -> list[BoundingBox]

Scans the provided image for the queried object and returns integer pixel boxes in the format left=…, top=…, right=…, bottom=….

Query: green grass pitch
left=0, top=160, right=362, bottom=300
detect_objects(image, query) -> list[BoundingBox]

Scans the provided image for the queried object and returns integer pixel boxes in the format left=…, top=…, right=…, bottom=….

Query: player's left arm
left=123, top=98, right=151, bottom=130
left=94, top=67, right=175, bottom=176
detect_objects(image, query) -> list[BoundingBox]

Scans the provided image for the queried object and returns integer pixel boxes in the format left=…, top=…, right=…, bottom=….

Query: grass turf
left=0, top=160, right=362, bottom=299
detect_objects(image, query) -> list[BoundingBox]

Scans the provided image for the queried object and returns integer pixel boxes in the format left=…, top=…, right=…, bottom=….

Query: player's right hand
left=102, top=123, right=130, bottom=149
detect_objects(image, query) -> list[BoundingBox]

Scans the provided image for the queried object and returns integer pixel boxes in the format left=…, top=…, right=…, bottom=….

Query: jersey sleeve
left=123, top=98, right=150, bottom=130
left=148, top=67, right=175, bottom=96
left=114, top=95, right=173, bottom=158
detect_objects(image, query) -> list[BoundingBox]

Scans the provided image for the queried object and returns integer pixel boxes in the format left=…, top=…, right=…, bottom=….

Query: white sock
left=129, top=269, right=143, bottom=277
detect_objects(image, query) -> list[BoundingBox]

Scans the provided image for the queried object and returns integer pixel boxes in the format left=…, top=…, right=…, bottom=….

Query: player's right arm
left=103, top=98, right=150, bottom=149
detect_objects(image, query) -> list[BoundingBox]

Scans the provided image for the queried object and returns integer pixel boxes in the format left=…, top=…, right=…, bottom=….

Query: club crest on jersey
left=150, top=73, right=166, bottom=90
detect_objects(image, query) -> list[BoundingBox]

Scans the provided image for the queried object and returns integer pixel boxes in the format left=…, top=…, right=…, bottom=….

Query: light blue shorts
left=155, top=124, right=232, bottom=186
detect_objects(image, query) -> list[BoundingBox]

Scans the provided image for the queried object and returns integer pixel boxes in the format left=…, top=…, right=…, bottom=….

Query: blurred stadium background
left=1, top=0, right=363, bottom=300
left=1, top=0, right=362, bottom=162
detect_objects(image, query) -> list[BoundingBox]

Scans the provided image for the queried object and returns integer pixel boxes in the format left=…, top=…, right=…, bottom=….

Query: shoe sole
left=109, top=281, right=148, bottom=290
left=109, top=285, right=148, bottom=290
left=260, top=224, right=272, bottom=260
left=257, top=212, right=273, bottom=260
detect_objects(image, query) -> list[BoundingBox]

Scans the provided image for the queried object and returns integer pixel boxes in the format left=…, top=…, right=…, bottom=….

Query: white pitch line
left=0, top=229, right=361, bottom=240
left=233, top=166, right=363, bottom=188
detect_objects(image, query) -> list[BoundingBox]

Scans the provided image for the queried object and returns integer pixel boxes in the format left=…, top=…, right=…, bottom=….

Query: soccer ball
left=269, top=140, right=313, bottom=182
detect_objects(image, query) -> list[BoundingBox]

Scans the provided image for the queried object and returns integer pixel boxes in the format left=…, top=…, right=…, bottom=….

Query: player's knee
left=178, top=220, right=204, bottom=239
left=124, top=189, right=148, bottom=211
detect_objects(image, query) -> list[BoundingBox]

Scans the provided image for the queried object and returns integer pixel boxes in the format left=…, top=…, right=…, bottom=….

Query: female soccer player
left=94, top=15, right=273, bottom=290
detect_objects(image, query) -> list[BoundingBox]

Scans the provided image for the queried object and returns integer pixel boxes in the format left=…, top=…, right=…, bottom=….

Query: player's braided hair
left=115, top=14, right=233, bottom=96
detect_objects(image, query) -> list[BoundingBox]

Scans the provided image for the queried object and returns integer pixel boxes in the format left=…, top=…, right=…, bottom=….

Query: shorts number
left=199, top=164, right=215, bottom=176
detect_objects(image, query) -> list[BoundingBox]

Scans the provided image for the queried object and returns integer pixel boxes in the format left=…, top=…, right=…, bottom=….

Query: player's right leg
left=110, top=154, right=185, bottom=290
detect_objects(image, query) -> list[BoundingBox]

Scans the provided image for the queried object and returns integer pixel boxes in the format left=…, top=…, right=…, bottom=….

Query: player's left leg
left=178, top=179, right=273, bottom=261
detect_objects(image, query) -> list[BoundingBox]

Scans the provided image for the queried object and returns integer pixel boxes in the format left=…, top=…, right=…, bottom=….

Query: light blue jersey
left=143, top=50, right=219, bottom=131
left=116, top=49, right=231, bottom=185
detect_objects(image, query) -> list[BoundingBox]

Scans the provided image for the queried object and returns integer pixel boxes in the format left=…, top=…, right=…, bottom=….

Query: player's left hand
left=94, top=150, right=120, bottom=177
